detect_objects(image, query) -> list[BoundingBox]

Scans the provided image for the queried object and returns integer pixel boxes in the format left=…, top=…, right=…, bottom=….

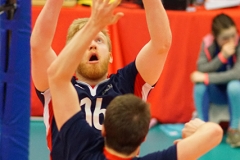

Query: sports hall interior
left=13, top=1, right=240, bottom=159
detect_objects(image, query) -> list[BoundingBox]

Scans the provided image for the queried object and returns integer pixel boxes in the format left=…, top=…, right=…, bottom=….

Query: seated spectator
left=191, top=13, right=240, bottom=148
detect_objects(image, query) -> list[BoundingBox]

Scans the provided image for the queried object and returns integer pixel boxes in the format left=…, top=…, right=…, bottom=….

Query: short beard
left=76, top=59, right=109, bottom=80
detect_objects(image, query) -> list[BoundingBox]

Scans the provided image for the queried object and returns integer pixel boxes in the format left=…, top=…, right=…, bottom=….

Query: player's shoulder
left=110, top=61, right=137, bottom=78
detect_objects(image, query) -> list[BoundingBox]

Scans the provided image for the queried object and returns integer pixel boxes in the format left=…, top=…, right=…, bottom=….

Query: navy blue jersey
left=36, top=61, right=153, bottom=159
left=59, top=111, right=177, bottom=160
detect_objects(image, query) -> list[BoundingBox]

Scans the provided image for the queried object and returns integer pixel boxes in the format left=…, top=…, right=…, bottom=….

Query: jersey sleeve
left=35, top=88, right=45, bottom=105
left=135, top=145, right=177, bottom=160
left=35, top=77, right=77, bottom=106
left=114, top=61, right=153, bottom=100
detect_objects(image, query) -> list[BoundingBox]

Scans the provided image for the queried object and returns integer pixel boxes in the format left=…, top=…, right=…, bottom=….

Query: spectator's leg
left=208, top=84, right=228, bottom=105
left=193, top=83, right=209, bottom=121
left=227, top=80, right=240, bottom=129
left=226, top=80, right=240, bottom=147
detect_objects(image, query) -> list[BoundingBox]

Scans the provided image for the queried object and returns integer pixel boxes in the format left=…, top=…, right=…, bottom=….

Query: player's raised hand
left=182, top=118, right=205, bottom=138
left=90, top=0, right=124, bottom=29
left=174, top=118, right=206, bottom=144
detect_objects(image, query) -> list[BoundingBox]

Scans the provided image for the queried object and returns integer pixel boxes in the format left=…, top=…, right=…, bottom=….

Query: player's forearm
left=31, top=0, right=64, bottom=53
left=191, top=122, right=223, bottom=158
left=142, top=0, right=172, bottom=52
left=177, top=122, right=223, bottom=160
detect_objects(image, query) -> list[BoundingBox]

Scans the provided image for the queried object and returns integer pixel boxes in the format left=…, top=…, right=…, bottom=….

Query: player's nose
left=89, top=41, right=97, bottom=50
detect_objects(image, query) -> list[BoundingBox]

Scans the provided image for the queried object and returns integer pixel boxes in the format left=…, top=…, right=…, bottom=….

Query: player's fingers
left=106, top=0, right=121, bottom=12
left=111, top=12, right=124, bottom=24
left=114, top=0, right=122, bottom=7
left=104, top=0, right=110, bottom=5
left=92, top=0, right=106, bottom=9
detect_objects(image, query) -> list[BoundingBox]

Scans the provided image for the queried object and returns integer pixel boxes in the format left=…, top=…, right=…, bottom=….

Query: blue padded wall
left=0, top=0, right=31, bottom=159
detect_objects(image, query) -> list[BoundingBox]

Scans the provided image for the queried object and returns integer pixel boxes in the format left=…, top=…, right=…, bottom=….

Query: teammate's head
left=103, top=94, right=150, bottom=156
left=212, top=13, right=237, bottom=47
left=67, top=18, right=112, bottom=52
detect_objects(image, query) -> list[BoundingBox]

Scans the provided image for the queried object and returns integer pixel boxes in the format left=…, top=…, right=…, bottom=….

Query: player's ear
left=109, top=52, right=113, bottom=63
left=142, top=136, right=147, bottom=142
left=101, top=125, right=106, bottom=137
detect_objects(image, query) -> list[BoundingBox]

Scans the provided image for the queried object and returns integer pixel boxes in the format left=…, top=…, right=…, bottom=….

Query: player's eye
left=96, top=38, right=103, bottom=43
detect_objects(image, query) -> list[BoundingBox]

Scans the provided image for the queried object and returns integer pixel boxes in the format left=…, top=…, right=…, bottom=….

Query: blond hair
left=66, top=18, right=112, bottom=51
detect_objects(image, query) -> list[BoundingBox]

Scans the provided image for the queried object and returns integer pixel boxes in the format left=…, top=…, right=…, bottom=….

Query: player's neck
left=104, top=146, right=139, bottom=160
left=75, top=73, right=108, bottom=86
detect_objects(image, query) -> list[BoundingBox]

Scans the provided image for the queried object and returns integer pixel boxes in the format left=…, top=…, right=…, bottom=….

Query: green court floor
left=29, top=119, right=49, bottom=160
left=30, top=119, right=240, bottom=160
